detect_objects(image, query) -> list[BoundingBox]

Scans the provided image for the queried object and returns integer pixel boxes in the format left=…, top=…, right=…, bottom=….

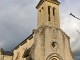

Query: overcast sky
left=0, top=0, right=80, bottom=60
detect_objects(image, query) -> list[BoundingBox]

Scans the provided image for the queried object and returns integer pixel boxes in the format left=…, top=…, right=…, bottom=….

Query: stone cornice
left=36, top=0, right=60, bottom=9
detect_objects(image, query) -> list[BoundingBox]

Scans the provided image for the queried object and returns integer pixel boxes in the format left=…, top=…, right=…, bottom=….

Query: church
left=0, top=0, right=74, bottom=60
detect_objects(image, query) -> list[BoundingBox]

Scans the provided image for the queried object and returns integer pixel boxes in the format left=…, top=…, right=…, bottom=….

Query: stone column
left=56, top=7, right=60, bottom=28
left=44, top=2, right=48, bottom=26
left=41, top=8, right=43, bottom=26
left=54, top=8, right=57, bottom=28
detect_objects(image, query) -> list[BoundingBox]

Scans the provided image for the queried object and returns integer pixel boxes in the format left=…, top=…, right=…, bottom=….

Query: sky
left=0, top=0, right=80, bottom=60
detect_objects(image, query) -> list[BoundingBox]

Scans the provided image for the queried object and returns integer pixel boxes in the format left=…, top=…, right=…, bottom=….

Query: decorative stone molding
left=46, top=53, right=63, bottom=60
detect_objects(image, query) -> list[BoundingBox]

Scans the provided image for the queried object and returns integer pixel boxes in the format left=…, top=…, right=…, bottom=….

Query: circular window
left=51, top=42, right=58, bottom=50
left=52, top=42, right=56, bottom=48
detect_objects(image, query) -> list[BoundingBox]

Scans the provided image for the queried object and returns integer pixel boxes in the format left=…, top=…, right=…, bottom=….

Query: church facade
left=0, top=0, right=74, bottom=60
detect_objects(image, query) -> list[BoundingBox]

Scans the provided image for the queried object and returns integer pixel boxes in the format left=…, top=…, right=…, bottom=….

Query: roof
left=12, top=33, right=33, bottom=51
left=4, top=51, right=13, bottom=56
left=0, top=48, right=13, bottom=56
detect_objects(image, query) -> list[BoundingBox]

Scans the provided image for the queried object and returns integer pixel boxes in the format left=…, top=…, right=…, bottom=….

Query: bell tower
left=31, top=0, right=74, bottom=60
left=36, top=0, right=60, bottom=28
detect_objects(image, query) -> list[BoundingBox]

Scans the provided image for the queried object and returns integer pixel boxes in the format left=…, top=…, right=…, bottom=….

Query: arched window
left=53, top=8, right=55, bottom=16
left=48, top=6, right=50, bottom=21
left=48, top=6, right=50, bottom=15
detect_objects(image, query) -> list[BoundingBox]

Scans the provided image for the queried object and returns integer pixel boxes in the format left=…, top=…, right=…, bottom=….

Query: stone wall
left=32, top=25, right=74, bottom=60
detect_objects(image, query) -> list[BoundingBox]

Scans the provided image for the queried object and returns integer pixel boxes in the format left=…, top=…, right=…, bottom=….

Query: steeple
left=36, top=0, right=60, bottom=28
